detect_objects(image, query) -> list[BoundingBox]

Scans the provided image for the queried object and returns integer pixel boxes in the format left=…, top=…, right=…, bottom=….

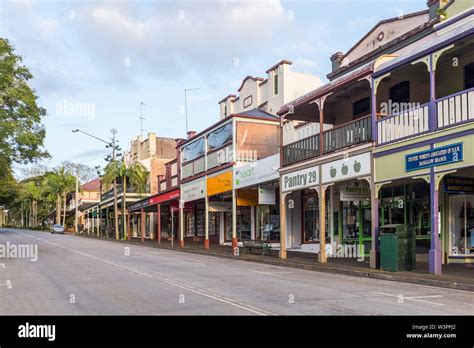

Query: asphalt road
left=1, top=228, right=473, bottom=315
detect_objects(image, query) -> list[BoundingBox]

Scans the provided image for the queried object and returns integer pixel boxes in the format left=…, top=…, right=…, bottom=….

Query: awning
left=128, top=189, right=180, bottom=212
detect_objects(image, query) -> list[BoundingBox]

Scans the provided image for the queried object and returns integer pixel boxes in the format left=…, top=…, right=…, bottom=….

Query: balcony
left=181, top=156, right=205, bottom=180
left=376, top=88, right=474, bottom=145
left=283, top=115, right=372, bottom=166
left=377, top=103, right=430, bottom=145
left=101, top=185, right=150, bottom=201
left=323, top=115, right=371, bottom=154
left=437, top=87, right=474, bottom=129
left=283, top=134, right=320, bottom=166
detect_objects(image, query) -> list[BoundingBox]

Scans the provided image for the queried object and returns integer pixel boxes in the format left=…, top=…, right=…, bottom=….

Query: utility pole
left=111, top=128, right=119, bottom=240
left=184, top=88, right=199, bottom=134
left=139, top=102, right=146, bottom=138
left=74, top=174, right=79, bottom=235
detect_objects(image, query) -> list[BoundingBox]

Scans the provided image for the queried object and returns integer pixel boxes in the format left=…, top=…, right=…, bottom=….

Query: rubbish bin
left=380, top=224, right=415, bottom=272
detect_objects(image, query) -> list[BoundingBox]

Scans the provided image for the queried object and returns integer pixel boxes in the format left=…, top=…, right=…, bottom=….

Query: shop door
left=450, top=195, right=474, bottom=255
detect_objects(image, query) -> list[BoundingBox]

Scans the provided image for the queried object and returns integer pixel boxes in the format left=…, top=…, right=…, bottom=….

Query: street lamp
left=72, top=128, right=121, bottom=240
left=184, top=88, right=199, bottom=134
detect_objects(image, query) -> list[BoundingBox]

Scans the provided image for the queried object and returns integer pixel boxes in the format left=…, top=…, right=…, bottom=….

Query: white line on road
left=250, top=270, right=282, bottom=277
left=373, top=292, right=444, bottom=306
left=0, top=263, right=5, bottom=268
left=19, top=232, right=275, bottom=316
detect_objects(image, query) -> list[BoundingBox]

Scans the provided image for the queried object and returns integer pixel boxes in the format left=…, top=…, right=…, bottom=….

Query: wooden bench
left=242, top=240, right=272, bottom=256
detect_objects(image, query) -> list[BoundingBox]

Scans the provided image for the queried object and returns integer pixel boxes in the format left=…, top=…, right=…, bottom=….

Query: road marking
left=0, top=280, right=13, bottom=289
left=250, top=270, right=283, bottom=277
left=19, top=232, right=275, bottom=316
left=1, top=263, right=5, bottom=268
left=373, top=292, right=444, bottom=306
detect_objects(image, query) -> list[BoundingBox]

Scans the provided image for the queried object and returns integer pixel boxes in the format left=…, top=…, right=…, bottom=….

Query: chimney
left=187, top=131, right=197, bottom=139
left=330, top=52, right=344, bottom=72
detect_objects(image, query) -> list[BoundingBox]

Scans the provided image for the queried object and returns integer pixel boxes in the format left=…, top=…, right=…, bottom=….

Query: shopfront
left=234, top=154, right=280, bottom=243
left=180, top=177, right=206, bottom=245
left=374, top=132, right=474, bottom=271
left=281, top=150, right=373, bottom=256
left=207, top=170, right=233, bottom=245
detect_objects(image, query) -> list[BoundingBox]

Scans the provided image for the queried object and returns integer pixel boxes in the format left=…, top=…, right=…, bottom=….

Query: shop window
left=381, top=182, right=430, bottom=237
left=389, top=81, right=410, bottom=104
left=303, top=195, right=319, bottom=242
left=257, top=205, right=280, bottom=242
left=342, top=201, right=371, bottom=241
left=352, top=97, right=370, bottom=118
left=465, top=62, right=474, bottom=89
left=208, top=212, right=220, bottom=236
left=450, top=196, right=474, bottom=255
left=237, top=207, right=251, bottom=241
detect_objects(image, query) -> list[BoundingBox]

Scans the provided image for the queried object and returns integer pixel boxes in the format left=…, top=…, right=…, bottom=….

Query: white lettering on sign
left=281, top=166, right=319, bottom=192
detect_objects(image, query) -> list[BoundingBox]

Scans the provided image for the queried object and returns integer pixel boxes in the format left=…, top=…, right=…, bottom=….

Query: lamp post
left=184, top=88, right=199, bottom=134
left=72, top=128, right=121, bottom=240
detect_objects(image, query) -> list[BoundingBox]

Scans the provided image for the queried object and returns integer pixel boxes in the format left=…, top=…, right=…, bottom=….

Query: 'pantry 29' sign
left=281, top=166, right=319, bottom=192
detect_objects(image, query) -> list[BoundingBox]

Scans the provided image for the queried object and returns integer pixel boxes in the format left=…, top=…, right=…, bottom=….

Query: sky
left=1, top=0, right=427, bottom=176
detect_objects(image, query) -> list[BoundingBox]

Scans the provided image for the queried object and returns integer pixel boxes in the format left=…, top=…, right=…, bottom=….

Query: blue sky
left=1, top=0, right=426, bottom=175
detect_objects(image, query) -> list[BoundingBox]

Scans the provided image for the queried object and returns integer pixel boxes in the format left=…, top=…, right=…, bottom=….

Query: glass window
left=352, top=97, right=370, bottom=117
left=465, top=62, right=474, bottom=89
left=207, top=123, right=232, bottom=150
left=389, top=81, right=410, bottom=104
left=208, top=212, right=220, bottom=236
left=304, top=195, right=319, bottom=242
left=257, top=205, right=280, bottom=242
left=237, top=206, right=251, bottom=241
left=274, top=74, right=279, bottom=95
left=451, top=195, right=474, bottom=255
left=182, top=138, right=205, bottom=162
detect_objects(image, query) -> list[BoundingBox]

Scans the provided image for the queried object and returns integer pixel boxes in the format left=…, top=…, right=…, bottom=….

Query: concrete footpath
left=78, top=233, right=474, bottom=292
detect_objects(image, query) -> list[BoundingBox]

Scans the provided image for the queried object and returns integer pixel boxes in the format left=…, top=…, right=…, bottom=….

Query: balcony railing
left=282, top=115, right=373, bottom=166
left=101, top=185, right=149, bottom=201
left=181, top=156, right=205, bottom=180
left=283, top=134, right=320, bottom=166
left=323, top=115, right=371, bottom=153
left=437, top=87, right=474, bottom=129
left=377, top=103, right=429, bottom=145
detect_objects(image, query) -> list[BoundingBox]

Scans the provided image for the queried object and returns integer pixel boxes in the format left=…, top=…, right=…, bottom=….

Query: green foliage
left=0, top=38, right=49, bottom=165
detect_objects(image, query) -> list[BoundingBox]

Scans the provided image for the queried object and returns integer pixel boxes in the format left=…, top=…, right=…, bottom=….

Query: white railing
left=377, top=104, right=429, bottom=144
left=437, top=88, right=474, bottom=129
left=207, top=145, right=233, bottom=169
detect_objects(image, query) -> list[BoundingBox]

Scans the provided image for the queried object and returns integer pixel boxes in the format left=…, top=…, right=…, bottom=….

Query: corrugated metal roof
left=375, top=16, right=474, bottom=74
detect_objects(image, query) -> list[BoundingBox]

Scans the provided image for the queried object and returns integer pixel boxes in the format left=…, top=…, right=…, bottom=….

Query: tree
left=43, top=167, right=76, bottom=225
left=0, top=38, right=49, bottom=165
left=119, top=159, right=148, bottom=240
left=59, top=161, right=97, bottom=183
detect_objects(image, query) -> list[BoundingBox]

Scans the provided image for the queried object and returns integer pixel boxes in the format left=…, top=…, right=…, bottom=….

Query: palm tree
left=103, top=159, right=149, bottom=240
left=121, top=160, right=148, bottom=240
left=102, top=160, right=120, bottom=240
left=43, top=167, right=76, bottom=226
left=23, top=181, right=42, bottom=228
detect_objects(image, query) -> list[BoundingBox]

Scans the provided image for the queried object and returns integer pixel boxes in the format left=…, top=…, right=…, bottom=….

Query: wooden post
left=157, top=204, right=161, bottom=244
left=141, top=209, right=145, bottom=243
left=204, top=196, right=209, bottom=249
left=280, top=191, right=287, bottom=259
left=319, top=184, right=327, bottom=263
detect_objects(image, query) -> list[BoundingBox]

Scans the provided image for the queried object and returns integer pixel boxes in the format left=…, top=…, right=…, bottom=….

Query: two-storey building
left=178, top=60, right=323, bottom=249
left=278, top=0, right=472, bottom=275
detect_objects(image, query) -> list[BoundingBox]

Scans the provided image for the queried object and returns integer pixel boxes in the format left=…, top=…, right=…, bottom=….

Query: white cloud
left=293, top=58, right=318, bottom=73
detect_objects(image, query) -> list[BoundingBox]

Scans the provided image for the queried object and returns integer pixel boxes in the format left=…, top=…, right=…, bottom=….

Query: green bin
left=380, top=224, right=415, bottom=272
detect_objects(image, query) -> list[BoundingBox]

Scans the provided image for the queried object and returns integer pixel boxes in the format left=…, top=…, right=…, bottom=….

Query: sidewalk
left=78, top=234, right=474, bottom=292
